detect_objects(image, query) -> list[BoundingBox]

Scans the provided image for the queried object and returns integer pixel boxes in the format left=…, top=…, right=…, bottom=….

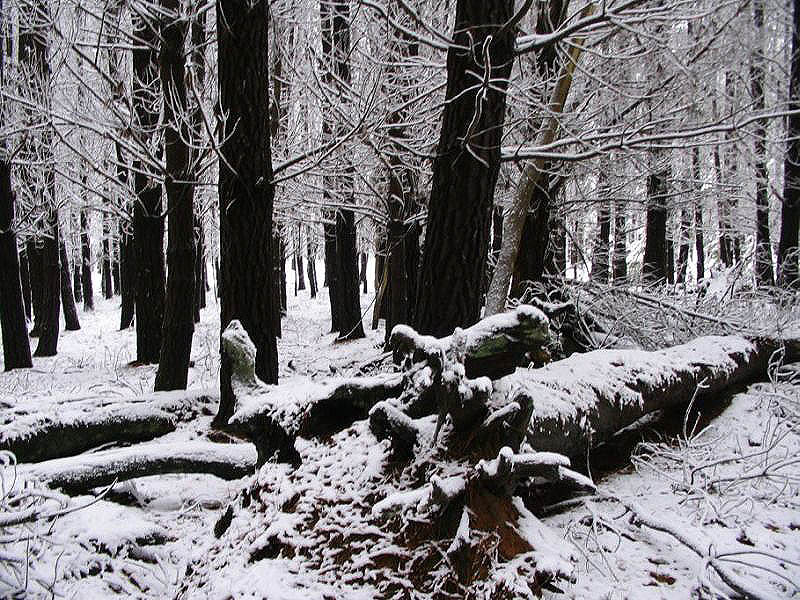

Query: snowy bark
left=24, top=441, right=256, bottom=492
left=492, top=335, right=799, bottom=459
left=484, top=4, right=593, bottom=317
left=1, top=391, right=215, bottom=462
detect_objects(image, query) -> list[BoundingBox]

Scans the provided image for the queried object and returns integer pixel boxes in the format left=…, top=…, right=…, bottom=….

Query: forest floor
left=1, top=272, right=799, bottom=599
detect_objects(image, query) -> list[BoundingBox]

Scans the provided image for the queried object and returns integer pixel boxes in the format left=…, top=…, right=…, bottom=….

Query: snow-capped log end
left=221, top=320, right=259, bottom=388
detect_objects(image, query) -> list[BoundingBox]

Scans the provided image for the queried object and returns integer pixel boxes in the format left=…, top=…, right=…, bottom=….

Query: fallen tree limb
left=23, top=441, right=257, bottom=492
left=1, top=390, right=215, bottom=463
left=492, top=335, right=799, bottom=460
left=225, top=306, right=549, bottom=464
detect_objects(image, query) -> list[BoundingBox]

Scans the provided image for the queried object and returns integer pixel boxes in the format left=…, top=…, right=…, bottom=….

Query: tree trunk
left=334, top=209, right=365, bottom=340
left=415, top=2, right=516, bottom=335
left=692, top=147, right=705, bottom=282
left=132, top=11, right=165, bottom=364
left=675, top=207, right=691, bottom=284
left=33, top=209, right=60, bottom=357
left=307, top=231, right=318, bottom=298
left=512, top=183, right=551, bottom=297
left=101, top=213, right=113, bottom=299
left=778, top=0, right=800, bottom=287
left=193, top=215, right=204, bottom=322
left=360, top=251, right=367, bottom=294
left=591, top=184, right=611, bottom=284
left=71, top=216, right=82, bottom=304
left=155, top=0, right=196, bottom=392
left=19, top=247, right=32, bottom=320
left=111, top=235, right=121, bottom=295
left=27, top=239, right=43, bottom=336
left=642, top=165, right=669, bottom=284
left=0, top=161, right=33, bottom=370
left=216, top=0, right=279, bottom=424
left=612, top=200, right=627, bottom=283
left=59, top=240, right=80, bottom=331
left=752, top=0, right=775, bottom=287
left=297, top=225, right=306, bottom=291
left=80, top=208, right=94, bottom=311
left=119, top=219, right=135, bottom=329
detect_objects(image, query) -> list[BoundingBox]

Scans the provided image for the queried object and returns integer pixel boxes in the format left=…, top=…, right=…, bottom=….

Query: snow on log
left=1, top=390, right=215, bottom=463
left=23, top=440, right=257, bottom=492
left=491, top=335, right=795, bottom=459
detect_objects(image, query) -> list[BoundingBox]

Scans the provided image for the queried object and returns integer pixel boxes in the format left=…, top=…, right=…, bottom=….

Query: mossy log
left=1, top=391, right=215, bottom=463
left=24, top=440, right=257, bottom=492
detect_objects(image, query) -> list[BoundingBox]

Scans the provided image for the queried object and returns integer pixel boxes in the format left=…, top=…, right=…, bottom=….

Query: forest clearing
left=1, top=0, right=800, bottom=598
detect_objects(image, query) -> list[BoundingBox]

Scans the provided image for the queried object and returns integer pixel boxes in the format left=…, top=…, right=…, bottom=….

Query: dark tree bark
left=692, top=148, right=705, bottom=282
left=779, top=0, right=800, bottom=287
left=675, top=207, right=691, bottom=284
left=119, top=219, right=135, bottom=329
left=359, top=251, right=367, bottom=294
left=296, top=225, right=306, bottom=291
left=111, top=235, right=121, bottom=295
left=612, top=200, right=627, bottom=283
left=19, top=247, right=31, bottom=320
left=0, top=161, right=33, bottom=370
left=280, top=234, right=287, bottom=316
left=27, top=239, right=43, bottom=336
left=132, top=12, right=165, bottom=364
left=591, top=175, right=611, bottom=284
left=101, top=214, right=113, bottom=299
left=271, top=228, right=283, bottom=338
left=666, top=234, right=675, bottom=285
left=154, top=0, right=196, bottom=392
left=642, top=166, right=669, bottom=285
left=71, top=217, right=82, bottom=304
left=319, top=0, right=364, bottom=340
left=215, top=0, right=279, bottom=424
left=193, top=216, right=205, bottom=322
left=80, top=208, right=94, bottom=311
left=512, top=182, right=551, bottom=296
left=334, top=209, right=365, bottom=339
left=752, top=0, right=775, bottom=287
left=59, top=240, right=80, bottom=331
left=191, top=11, right=207, bottom=320
left=413, top=2, right=515, bottom=337
left=307, top=234, right=318, bottom=298
left=33, top=209, right=60, bottom=357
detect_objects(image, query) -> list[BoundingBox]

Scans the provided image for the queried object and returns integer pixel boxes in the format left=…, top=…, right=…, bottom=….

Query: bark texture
left=216, top=0, right=279, bottom=423
left=414, top=1, right=516, bottom=335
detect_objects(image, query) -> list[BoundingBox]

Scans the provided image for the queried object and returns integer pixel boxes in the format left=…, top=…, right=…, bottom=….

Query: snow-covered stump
left=492, top=334, right=799, bottom=460
left=23, top=441, right=257, bottom=493
left=1, top=390, right=216, bottom=463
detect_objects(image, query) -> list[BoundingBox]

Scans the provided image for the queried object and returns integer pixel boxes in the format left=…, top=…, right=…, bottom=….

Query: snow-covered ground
left=1, top=269, right=799, bottom=599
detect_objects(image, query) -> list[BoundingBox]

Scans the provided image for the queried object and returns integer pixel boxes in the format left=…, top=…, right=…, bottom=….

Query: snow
left=1, top=273, right=799, bottom=599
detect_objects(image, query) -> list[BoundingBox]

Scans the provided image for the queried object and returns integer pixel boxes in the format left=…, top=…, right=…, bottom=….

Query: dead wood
left=24, top=440, right=257, bottom=492
left=1, top=391, right=215, bottom=463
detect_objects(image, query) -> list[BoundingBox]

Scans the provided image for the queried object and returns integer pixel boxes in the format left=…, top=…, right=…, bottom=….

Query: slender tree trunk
left=416, top=1, right=516, bottom=333
left=59, top=240, right=80, bottom=331
left=19, top=247, right=32, bottom=320
left=334, top=209, right=364, bottom=339
left=643, top=165, right=670, bottom=285
left=27, top=239, right=43, bottom=336
left=778, top=0, right=800, bottom=287
left=296, top=225, right=305, bottom=291
left=80, top=208, right=94, bottom=311
left=359, top=251, right=367, bottom=294
left=0, top=161, right=33, bottom=370
left=752, top=0, right=775, bottom=287
left=692, top=147, right=705, bottom=282
left=612, top=199, right=627, bottom=283
left=511, top=183, right=551, bottom=297
left=71, top=216, right=82, bottom=304
left=271, top=228, right=282, bottom=338
left=216, top=0, right=278, bottom=423
left=191, top=10, right=207, bottom=321
left=111, top=235, right=121, bottom=295
left=33, top=208, right=60, bottom=357
left=193, top=216, right=204, bottom=322
left=155, top=0, right=196, bottom=392
left=101, top=214, right=113, bottom=299
left=132, top=12, right=165, bottom=364
left=307, top=232, right=318, bottom=299
left=280, top=235, right=287, bottom=315
left=591, top=170, right=611, bottom=284
left=676, top=207, right=691, bottom=284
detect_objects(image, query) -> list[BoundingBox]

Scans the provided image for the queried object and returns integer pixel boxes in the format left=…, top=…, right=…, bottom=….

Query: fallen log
left=23, top=440, right=257, bottom=492
left=224, top=306, right=550, bottom=464
left=491, top=335, right=799, bottom=460
left=1, top=390, right=215, bottom=463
